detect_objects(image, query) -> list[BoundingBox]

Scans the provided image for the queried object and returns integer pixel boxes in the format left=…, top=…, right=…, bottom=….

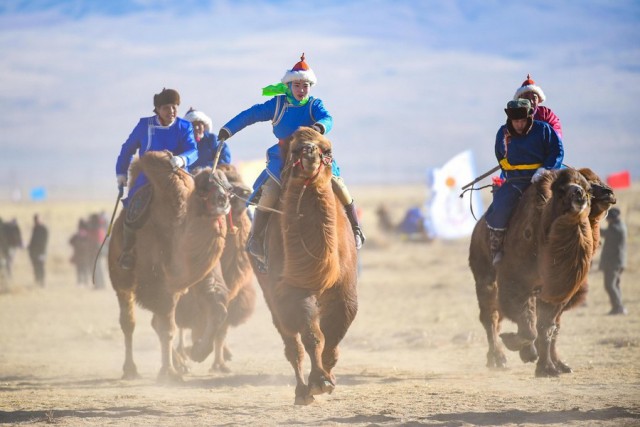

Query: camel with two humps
left=108, top=150, right=232, bottom=382
left=253, top=127, right=359, bottom=405
left=175, top=163, right=256, bottom=373
left=469, top=167, right=615, bottom=377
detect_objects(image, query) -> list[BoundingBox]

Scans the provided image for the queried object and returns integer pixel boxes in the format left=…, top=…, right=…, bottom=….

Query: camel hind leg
left=149, top=291, right=183, bottom=383
left=471, top=264, right=507, bottom=369
left=116, top=290, right=140, bottom=379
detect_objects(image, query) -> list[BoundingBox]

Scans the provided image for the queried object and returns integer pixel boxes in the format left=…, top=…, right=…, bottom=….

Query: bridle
left=291, top=145, right=333, bottom=216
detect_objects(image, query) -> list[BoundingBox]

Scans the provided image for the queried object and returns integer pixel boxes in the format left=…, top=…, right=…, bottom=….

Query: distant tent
left=30, top=186, right=47, bottom=201
left=606, top=170, right=631, bottom=189
left=397, top=207, right=426, bottom=235
left=425, top=150, right=482, bottom=239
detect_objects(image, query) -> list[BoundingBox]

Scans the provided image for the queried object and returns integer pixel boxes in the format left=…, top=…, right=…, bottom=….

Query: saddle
left=125, top=183, right=153, bottom=228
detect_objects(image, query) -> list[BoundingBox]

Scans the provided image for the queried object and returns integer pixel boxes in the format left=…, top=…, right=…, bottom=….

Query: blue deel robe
left=116, top=116, right=198, bottom=206
left=485, top=120, right=563, bottom=229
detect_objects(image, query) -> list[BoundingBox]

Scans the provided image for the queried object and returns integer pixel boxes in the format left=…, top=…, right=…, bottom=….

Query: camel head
left=194, top=169, right=232, bottom=217
left=578, top=167, right=617, bottom=220
left=549, top=168, right=591, bottom=216
left=286, top=127, right=333, bottom=182
left=217, top=164, right=252, bottom=218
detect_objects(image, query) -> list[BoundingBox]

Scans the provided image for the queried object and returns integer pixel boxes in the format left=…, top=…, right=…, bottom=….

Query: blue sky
left=1, top=0, right=639, bottom=199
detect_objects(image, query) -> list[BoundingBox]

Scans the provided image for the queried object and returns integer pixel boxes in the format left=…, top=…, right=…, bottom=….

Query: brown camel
left=469, top=167, right=615, bottom=377
left=175, top=164, right=256, bottom=373
left=108, top=150, right=232, bottom=382
left=254, top=127, right=358, bottom=405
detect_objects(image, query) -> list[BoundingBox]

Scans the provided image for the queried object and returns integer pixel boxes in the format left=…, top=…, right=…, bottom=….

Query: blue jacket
left=116, top=116, right=198, bottom=176
left=189, top=132, right=231, bottom=172
left=495, top=120, right=563, bottom=183
left=221, top=95, right=333, bottom=141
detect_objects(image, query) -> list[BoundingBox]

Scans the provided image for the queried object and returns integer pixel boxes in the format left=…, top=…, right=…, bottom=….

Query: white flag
left=425, top=150, right=483, bottom=239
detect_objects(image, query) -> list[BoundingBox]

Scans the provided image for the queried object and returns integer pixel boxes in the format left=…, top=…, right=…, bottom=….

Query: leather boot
left=246, top=208, right=270, bottom=264
left=345, top=201, right=366, bottom=250
left=118, top=222, right=137, bottom=270
left=489, top=228, right=506, bottom=266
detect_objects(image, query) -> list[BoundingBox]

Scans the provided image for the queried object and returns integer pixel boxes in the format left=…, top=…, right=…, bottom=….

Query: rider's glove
left=217, top=128, right=230, bottom=143
left=531, top=167, right=547, bottom=183
left=169, top=155, right=185, bottom=170
left=311, top=123, right=325, bottom=134
left=117, top=174, right=128, bottom=188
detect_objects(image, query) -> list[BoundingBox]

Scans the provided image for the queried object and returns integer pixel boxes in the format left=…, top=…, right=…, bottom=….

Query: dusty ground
left=1, top=184, right=639, bottom=426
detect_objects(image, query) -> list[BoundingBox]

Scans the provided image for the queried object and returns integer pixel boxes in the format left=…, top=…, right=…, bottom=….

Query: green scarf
left=262, top=82, right=309, bottom=106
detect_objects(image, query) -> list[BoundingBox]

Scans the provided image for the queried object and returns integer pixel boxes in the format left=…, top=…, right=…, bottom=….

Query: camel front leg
left=274, top=286, right=328, bottom=405
left=534, top=301, right=565, bottom=377
left=549, top=308, right=572, bottom=373
left=116, top=290, right=139, bottom=379
left=281, top=333, right=311, bottom=405
left=319, top=283, right=358, bottom=380
left=211, top=321, right=231, bottom=372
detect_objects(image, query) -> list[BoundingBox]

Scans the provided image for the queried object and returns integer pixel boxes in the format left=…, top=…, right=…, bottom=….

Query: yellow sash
left=499, top=158, right=542, bottom=171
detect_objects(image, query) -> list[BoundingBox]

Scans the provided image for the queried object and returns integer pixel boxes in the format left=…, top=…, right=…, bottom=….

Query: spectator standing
left=4, top=218, right=23, bottom=278
left=599, top=208, right=628, bottom=315
left=28, top=214, right=49, bottom=287
left=69, top=219, right=92, bottom=287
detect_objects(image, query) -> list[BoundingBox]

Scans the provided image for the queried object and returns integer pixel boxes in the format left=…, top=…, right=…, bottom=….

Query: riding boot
left=118, top=222, right=137, bottom=270
left=246, top=208, right=270, bottom=264
left=345, top=200, right=366, bottom=250
left=489, top=228, right=506, bottom=266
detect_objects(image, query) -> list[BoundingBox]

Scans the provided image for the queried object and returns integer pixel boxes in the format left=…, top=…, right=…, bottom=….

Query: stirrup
left=353, top=226, right=365, bottom=250
left=246, top=235, right=266, bottom=264
left=118, top=252, right=135, bottom=270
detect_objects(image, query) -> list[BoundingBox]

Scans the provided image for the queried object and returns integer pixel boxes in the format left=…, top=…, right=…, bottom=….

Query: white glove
left=117, top=174, right=128, bottom=187
left=311, top=123, right=324, bottom=134
left=531, top=167, right=547, bottom=183
left=169, top=155, right=185, bottom=169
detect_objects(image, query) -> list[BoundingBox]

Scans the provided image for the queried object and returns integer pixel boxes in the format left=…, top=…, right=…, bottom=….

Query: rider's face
left=519, top=92, right=539, bottom=110
left=157, top=104, right=178, bottom=126
left=290, top=80, right=311, bottom=101
left=512, top=118, right=528, bottom=134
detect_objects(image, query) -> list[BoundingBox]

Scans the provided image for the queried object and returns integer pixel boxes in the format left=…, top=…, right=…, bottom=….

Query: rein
left=459, top=176, right=533, bottom=221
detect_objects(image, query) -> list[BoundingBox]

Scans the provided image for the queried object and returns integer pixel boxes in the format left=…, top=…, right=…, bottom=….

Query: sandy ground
left=1, top=184, right=639, bottom=426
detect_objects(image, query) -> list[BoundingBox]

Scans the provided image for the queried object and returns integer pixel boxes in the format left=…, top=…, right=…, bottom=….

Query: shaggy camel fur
left=469, top=167, right=615, bottom=377
left=175, top=164, right=256, bottom=373
left=108, top=150, right=231, bottom=382
left=254, top=127, right=358, bottom=405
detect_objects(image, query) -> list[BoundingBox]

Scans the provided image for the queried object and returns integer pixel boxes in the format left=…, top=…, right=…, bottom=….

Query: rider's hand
left=169, top=155, right=185, bottom=170
left=531, top=167, right=547, bottom=183
left=117, top=174, right=128, bottom=188
left=311, top=123, right=324, bottom=134
left=217, top=128, right=230, bottom=142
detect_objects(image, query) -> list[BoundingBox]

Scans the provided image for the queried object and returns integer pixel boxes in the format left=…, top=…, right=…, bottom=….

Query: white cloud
left=1, top=0, right=639, bottom=198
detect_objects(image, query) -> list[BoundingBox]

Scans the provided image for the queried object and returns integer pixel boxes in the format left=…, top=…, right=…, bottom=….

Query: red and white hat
left=281, top=53, right=317, bottom=86
left=513, top=74, right=546, bottom=103
left=184, top=107, right=212, bottom=132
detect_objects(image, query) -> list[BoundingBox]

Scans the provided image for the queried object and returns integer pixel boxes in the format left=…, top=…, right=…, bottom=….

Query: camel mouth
left=201, top=185, right=231, bottom=217
left=592, top=186, right=617, bottom=206
left=568, top=184, right=589, bottom=214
